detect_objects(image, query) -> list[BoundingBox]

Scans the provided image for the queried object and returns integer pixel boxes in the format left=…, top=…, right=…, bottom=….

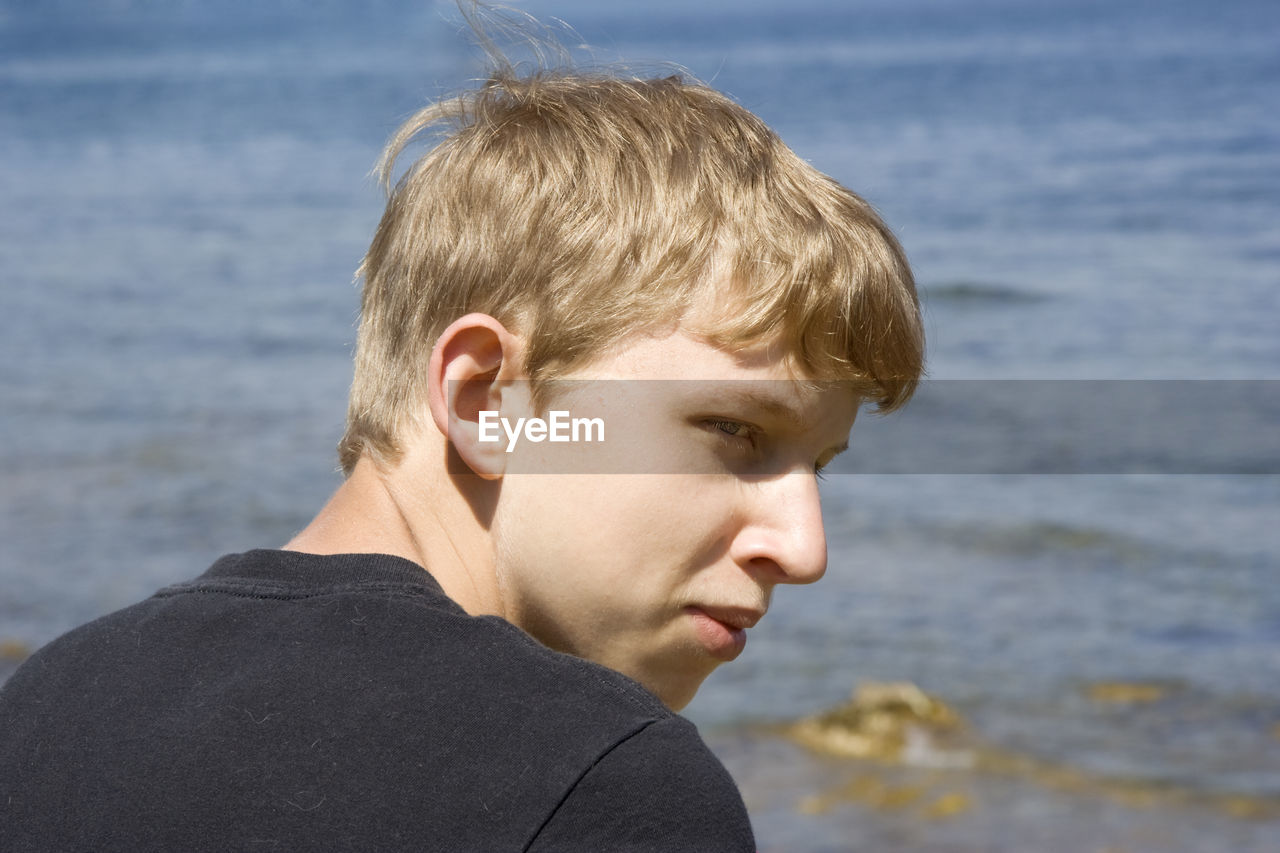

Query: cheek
left=493, top=477, right=637, bottom=598
left=496, top=476, right=722, bottom=581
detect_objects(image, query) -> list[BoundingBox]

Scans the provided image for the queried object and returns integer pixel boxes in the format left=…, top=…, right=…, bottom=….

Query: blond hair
left=338, top=67, right=924, bottom=474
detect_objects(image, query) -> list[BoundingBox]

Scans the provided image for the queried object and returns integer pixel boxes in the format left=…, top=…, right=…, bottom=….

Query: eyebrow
left=703, top=387, right=808, bottom=427
left=702, top=385, right=855, bottom=454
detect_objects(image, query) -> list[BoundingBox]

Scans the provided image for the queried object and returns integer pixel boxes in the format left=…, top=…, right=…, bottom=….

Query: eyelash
left=708, top=419, right=755, bottom=441
left=706, top=419, right=830, bottom=480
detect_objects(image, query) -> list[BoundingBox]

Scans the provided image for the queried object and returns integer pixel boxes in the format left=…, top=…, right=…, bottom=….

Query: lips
left=685, top=605, right=765, bottom=661
left=694, top=605, right=765, bottom=631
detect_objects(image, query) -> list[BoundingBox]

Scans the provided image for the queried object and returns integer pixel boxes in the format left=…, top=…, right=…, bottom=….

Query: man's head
left=334, top=62, right=925, bottom=709
left=338, top=68, right=923, bottom=475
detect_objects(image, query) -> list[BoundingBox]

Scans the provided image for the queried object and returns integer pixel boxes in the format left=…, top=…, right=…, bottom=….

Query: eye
left=701, top=418, right=762, bottom=454
left=709, top=420, right=751, bottom=438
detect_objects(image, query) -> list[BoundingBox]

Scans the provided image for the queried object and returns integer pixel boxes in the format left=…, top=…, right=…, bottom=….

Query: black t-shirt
left=0, top=550, right=755, bottom=851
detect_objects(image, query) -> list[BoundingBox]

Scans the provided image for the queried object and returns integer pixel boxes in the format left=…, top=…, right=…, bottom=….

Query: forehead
left=556, top=323, right=860, bottom=426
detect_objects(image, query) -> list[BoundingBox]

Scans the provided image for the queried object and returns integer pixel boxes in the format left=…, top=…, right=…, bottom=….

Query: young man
left=0, top=60, right=923, bottom=850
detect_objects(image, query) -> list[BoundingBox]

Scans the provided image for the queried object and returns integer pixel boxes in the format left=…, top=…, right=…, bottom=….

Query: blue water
left=2, top=1, right=1278, bottom=849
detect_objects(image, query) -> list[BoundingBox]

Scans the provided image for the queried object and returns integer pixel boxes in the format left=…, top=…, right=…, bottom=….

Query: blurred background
left=2, top=1, right=1277, bottom=849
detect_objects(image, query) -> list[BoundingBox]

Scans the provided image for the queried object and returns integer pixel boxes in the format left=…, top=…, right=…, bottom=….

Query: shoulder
left=1, top=552, right=755, bottom=849
left=527, top=714, right=755, bottom=852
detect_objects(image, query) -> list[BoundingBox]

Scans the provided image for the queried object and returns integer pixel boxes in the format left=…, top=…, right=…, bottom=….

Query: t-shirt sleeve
left=525, top=715, right=755, bottom=853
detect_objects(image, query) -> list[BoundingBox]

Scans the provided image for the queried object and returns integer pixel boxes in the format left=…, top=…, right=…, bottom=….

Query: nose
left=730, top=469, right=828, bottom=585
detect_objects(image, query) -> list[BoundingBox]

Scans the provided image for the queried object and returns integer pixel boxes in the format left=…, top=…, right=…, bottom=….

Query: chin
left=646, top=671, right=710, bottom=712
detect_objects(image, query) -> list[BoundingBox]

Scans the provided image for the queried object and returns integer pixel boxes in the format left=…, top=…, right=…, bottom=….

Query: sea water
left=2, top=1, right=1277, bottom=850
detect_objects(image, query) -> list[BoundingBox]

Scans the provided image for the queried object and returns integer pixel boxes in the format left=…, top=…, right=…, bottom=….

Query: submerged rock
left=1085, top=681, right=1168, bottom=704
left=781, top=680, right=1280, bottom=823
left=0, top=638, right=31, bottom=663
left=786, top=681, right=973, bottom=767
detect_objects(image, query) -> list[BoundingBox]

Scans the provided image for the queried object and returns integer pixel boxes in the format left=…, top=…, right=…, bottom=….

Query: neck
left=283, top=441, right=504, bottom=618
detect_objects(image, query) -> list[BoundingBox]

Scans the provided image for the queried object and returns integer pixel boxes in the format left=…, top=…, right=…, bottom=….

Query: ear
left=427, top=313, right=526, bottom=479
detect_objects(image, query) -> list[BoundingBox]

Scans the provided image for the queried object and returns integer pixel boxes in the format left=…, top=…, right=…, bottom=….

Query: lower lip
left=686, top=607, right=748, bottom=661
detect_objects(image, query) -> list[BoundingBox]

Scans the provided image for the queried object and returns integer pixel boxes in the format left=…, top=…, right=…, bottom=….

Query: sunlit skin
left=286, top=307, right=858, bottom=710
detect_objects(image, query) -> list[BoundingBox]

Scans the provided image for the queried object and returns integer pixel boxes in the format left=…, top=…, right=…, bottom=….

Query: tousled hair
left=338, top=48, right=924, bottom=474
